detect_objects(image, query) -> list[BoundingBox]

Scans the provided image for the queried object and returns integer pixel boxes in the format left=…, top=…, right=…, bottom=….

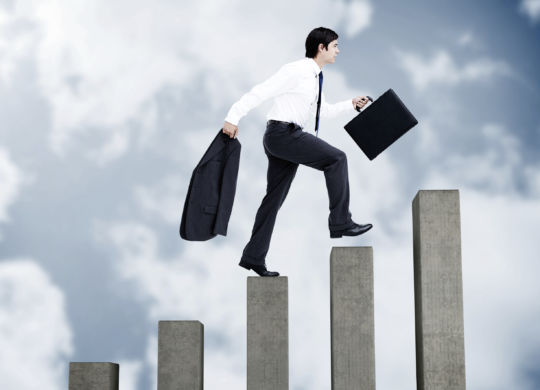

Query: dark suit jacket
left=180, top=130, right=241, bottom=241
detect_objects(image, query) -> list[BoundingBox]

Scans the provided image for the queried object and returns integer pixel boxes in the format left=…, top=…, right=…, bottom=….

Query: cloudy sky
left=1, top=0, right=540, bottom=389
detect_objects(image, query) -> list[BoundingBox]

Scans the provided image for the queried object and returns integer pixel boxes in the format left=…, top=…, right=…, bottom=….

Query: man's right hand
left=223, top=121, right=239, bottom=139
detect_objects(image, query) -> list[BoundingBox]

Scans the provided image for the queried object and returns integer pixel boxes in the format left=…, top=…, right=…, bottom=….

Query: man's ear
left=318, top=43, right=325, bottom=53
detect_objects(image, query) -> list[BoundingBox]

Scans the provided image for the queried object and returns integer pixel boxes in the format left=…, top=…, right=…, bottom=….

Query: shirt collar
left=306, top=57, right=322, bottom=76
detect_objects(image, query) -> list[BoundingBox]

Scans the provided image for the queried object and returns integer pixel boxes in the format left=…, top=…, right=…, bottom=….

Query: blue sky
left=1, top=0, right=540, bottom=389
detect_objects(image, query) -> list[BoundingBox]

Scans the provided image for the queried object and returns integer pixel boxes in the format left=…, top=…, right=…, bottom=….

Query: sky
left=1, top=0, right=540, bottom=389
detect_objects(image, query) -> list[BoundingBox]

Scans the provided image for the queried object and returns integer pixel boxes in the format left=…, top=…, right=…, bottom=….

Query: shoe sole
left=330, top=224, right=373, bottom=238
left=238, top=262, right=279, bottom=277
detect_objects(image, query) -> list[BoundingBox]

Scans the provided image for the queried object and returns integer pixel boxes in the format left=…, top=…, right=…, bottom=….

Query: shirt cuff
left=224, top=115, right=239, bottom=127
left=224, top=106, right=241, bottom=126
left=335, top=99, right=356, bottom=114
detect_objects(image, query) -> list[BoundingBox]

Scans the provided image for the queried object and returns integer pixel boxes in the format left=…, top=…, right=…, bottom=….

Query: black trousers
left=240, top=120, right=355, bottom=266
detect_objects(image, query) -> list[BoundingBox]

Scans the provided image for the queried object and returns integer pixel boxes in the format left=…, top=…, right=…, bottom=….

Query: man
left=223, top=27, right=372, bottom=277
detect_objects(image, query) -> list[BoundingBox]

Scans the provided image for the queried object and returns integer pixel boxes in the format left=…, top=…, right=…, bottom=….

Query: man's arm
left=223, top=63, right=298, bottom=138
left=320, top=93, right=371, bottom=118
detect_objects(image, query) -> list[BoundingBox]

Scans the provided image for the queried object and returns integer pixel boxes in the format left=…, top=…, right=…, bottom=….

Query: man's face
left=320, top=39, right=340, bottom=64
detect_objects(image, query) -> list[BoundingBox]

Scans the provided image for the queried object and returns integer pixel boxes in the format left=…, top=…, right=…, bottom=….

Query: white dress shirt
left=225, top=57, right=359, bottom=130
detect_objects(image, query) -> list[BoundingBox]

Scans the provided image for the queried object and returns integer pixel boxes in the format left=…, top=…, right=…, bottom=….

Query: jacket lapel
left=198, top=130, right=228, bottom=167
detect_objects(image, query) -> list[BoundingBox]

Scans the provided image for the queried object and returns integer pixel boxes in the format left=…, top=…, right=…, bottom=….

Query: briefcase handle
left=355, top=95, right=373, bottom=112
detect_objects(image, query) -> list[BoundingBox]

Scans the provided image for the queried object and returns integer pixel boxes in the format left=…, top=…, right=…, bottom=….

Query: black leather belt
left=267, top=120, right=302, bottom=130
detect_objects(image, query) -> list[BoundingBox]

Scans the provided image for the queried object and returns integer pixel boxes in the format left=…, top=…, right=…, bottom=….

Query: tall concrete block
left=69, top=362, right=119, bottom=390
left=412, top=190, right=466, bottom=390
left=158, top=320, right=204, bottom=390
left=330, top=247, right=376, bottom=390
left=247, top=276, right=288, bottom=390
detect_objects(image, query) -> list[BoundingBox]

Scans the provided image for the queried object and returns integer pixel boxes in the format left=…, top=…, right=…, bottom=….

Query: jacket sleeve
left=213, top=142, right=241, bottom=236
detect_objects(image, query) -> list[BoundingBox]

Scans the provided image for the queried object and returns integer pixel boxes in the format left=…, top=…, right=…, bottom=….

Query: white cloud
left=0, top=146, right=24, bottom=223
left=525, top=163, right=540, bottom=197
left=520, top=0, right=540, bottom=23
left=426, top=124, right=520, bottom=192
left=118, top=359, right=142, bottom=390
left=134, top=175, right=186, bottom=225
left=342, top=0, right=373, bottom=38
left=457, top=31, right=474, bottom=46
left=422, top=122, right=540, bottom=198
left=455, top=30, right=484, bottom=50
left=395, top=49, right=512, bottom=90
left=0, top=8, right=37, bottom=83
left=144, top=335, right=158, bottom=390
left=85, top=129, right=129, bottom=166
left=414, top=117, right=443, bottom=159
left=0, top=259, right=73, bottom=390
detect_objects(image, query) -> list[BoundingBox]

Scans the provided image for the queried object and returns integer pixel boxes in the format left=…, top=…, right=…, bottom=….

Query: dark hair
left=305, top=27, right=339, bottom=58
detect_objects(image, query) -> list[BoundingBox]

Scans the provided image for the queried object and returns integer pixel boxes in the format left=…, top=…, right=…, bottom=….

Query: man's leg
left=240, top=147, right=299, bottom=266
left=264, top=125, right=355, bottom=232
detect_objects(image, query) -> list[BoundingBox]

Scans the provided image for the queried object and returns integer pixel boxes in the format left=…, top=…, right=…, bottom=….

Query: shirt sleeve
left=320, top=92, right=358, bottom=118
left=225, top=63, right=298, bottom=126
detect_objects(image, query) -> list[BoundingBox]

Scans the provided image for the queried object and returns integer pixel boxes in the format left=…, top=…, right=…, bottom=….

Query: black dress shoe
left=238, top=261, right=279, bottom=277
left=330, top=222, right=373, bottom=238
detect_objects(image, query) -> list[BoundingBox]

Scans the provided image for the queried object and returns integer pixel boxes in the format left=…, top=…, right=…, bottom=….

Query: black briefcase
left=344, top=88, right=418, bottom=160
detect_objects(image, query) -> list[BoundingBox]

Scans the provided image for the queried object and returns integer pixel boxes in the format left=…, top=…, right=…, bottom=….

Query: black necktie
left=315, top=71, right=323, bottom=136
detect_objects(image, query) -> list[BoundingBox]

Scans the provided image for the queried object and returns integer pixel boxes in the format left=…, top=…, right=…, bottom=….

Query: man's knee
left=332, top=150, right=347, bottom=164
